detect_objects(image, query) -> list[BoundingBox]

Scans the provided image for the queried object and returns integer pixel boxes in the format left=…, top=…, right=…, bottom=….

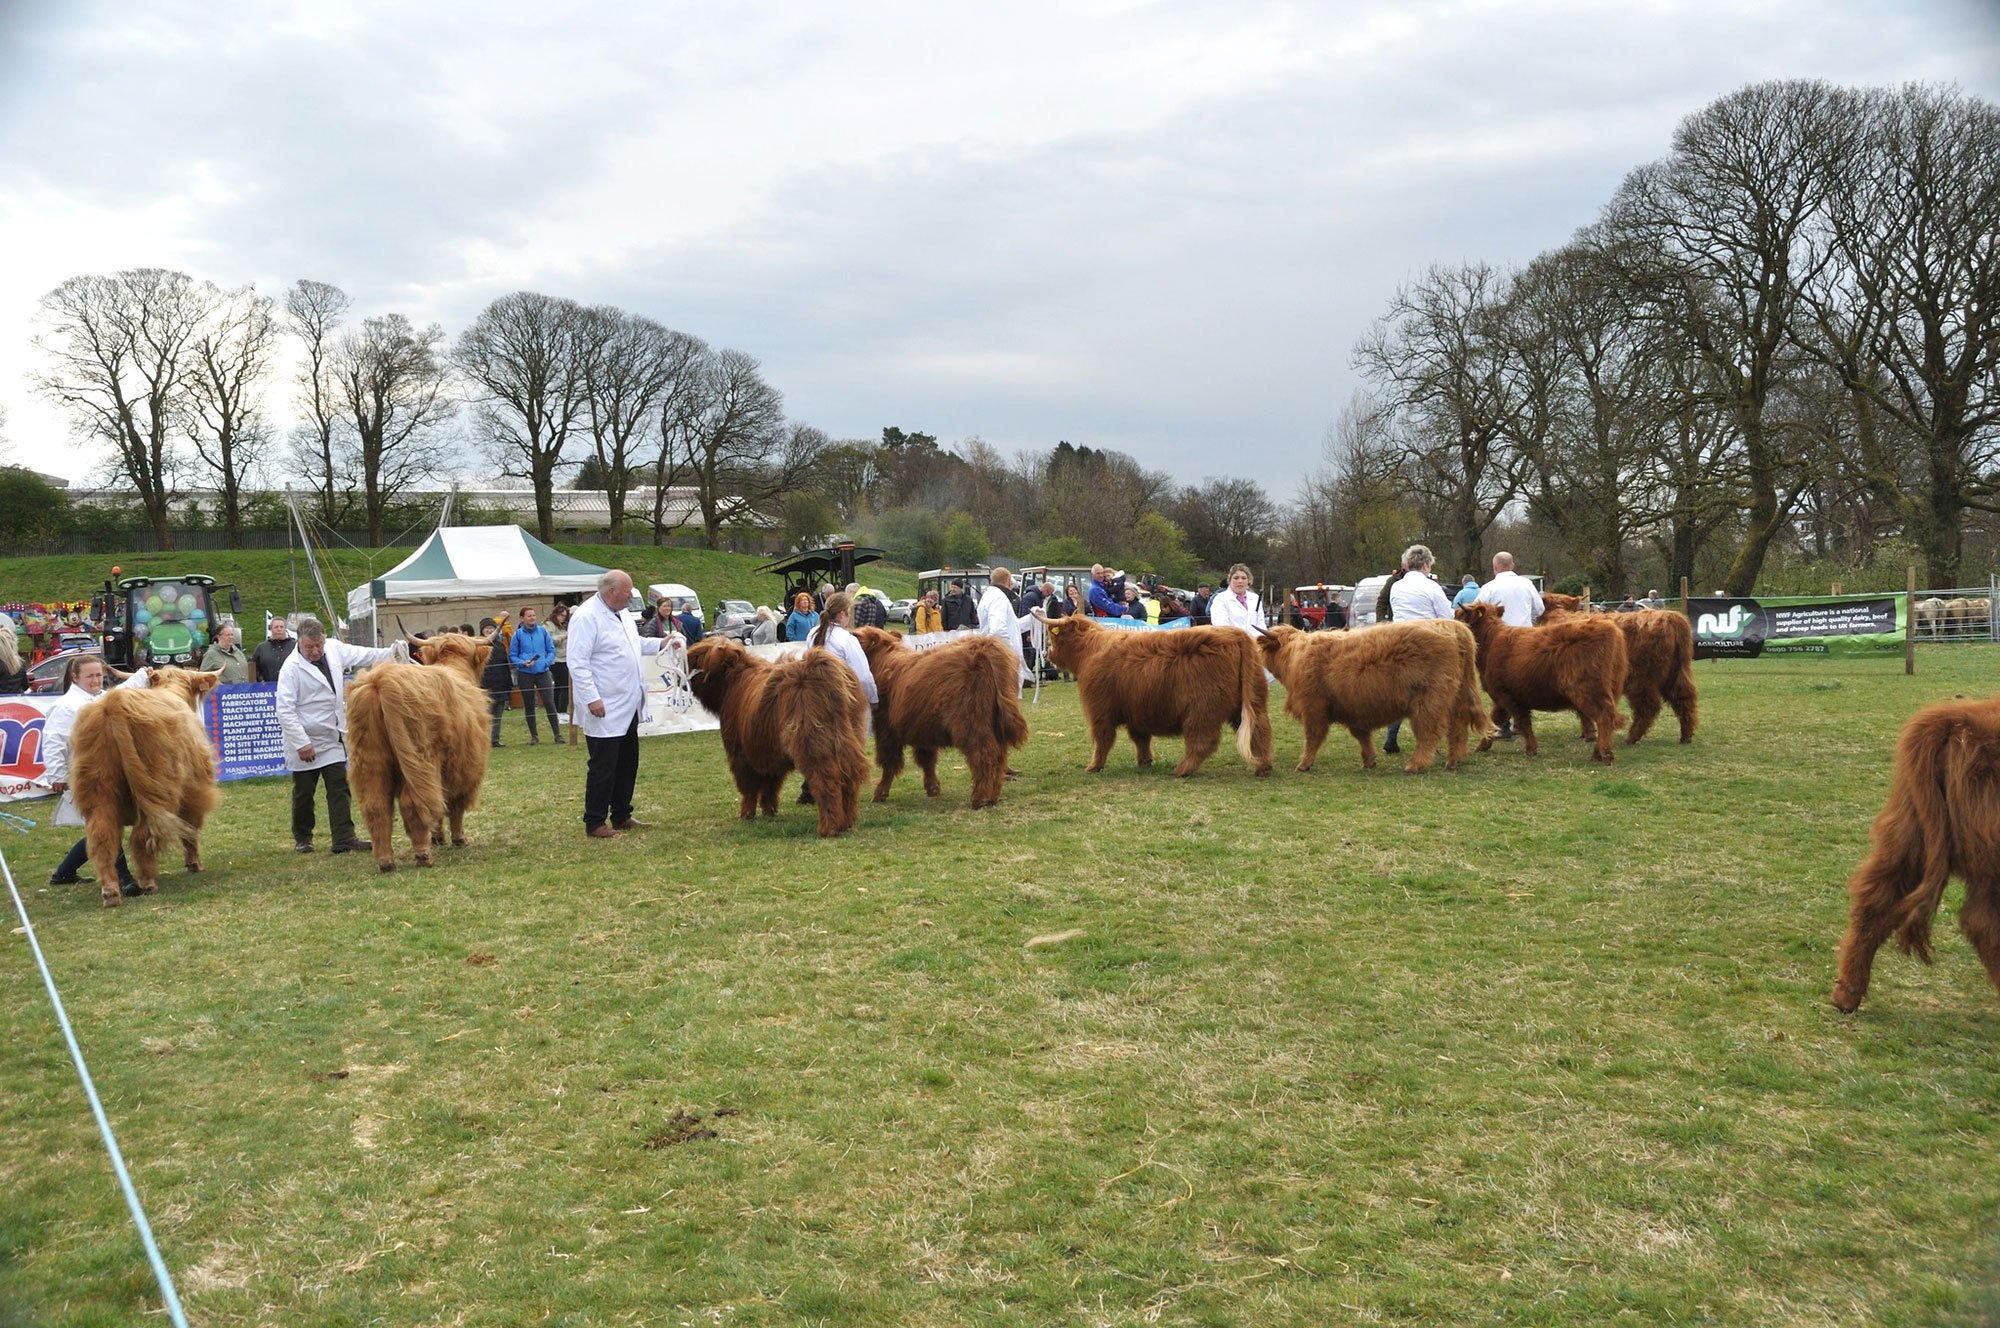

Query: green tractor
left=92, top=573, right=244, bottom=671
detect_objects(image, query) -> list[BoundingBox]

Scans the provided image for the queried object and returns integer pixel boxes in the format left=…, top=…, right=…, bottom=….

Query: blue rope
left=0, top=845, right=191, bottom=1327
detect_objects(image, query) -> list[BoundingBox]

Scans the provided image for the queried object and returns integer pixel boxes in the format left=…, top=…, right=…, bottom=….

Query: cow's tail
left=1455, top=628, right=1490, bottom=739
left=1886, top=718, right=1972, bottom=958
left=352, top=674, right=447, bottom=829
left=1235, top=641, right=1273, bottom=770
left=994, top=653, right=1030, bottom=752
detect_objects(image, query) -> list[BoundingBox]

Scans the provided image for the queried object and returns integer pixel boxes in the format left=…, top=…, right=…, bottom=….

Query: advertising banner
left=0, top=695, right=57, bottom=802
left=204, top=683, right=290, bottom=780
left=1095, top=616, right=1193, bottom=632
left=1687, top=595, right=1905, bottom=659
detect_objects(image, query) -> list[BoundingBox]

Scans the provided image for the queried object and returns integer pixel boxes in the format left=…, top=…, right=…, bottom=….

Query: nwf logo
left=0, top=701, right=47, bottom=778
left=1697, top=605, right=1754, bottom=638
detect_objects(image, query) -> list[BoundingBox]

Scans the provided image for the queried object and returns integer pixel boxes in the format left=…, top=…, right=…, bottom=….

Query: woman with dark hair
left=480, top=617, right=514, bottom=747
left=547, top=603, right=573, bottom=722
left=811, top=592, right=877, bottom=705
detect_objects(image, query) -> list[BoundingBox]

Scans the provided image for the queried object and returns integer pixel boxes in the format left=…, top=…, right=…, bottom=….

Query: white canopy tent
left=344, top=526, right=611, bottom=644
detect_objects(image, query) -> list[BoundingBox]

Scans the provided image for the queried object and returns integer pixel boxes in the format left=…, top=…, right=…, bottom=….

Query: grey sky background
left=1, top=0, right=1996, bottom=496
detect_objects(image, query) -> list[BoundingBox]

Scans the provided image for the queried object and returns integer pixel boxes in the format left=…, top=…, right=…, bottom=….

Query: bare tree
left=283, top=279, right=353, bottom=525
left=33, top=268, right=215, bottom=548
left=186, top=285, right=277, bottom=548
left=1795, top=83, right=2000, bottom=587
left=663, top=348, right=819, bottom=548
left=330, top=314, right=453, bottom=545
left=576, top=307, right=704, bottom=544
left=1353, top=262, right=1526, bottom=574
left=1606, top=79, right=1857, bottom=594
left=455, top=292, right=591, bottom=542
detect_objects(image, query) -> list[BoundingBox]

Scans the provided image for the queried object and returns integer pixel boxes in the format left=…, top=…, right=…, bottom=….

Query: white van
left=646, top=582, right=704, bottom=619
left=1347, top=574, right=1394, bottom=628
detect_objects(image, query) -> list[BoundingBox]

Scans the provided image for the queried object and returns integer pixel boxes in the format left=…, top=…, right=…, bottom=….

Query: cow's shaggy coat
left=686, top=637, right=871, bottom=836
left=343, top=635, right=493, bottom=871
left=1259, top=620, right=1488, bottom=773
left=1831, top=694, right=2000, bottom=1012
left=1040, top=616, right=1273, bottom=776
left=1539, top=599, right=1698, bottom=745
left=68, top=667, right=221, bottom=907
left=854, top=627, right=1029, bottom=807
left=1455, top=602, right=1628, bottom=763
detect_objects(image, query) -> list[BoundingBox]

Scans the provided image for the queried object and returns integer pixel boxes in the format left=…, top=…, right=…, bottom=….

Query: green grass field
left=0, top=545, right=922, bottom=629
left=3, top=647, right=1998, bottom=1326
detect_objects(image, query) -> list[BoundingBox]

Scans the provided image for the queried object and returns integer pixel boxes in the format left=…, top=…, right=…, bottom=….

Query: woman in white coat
left=274, top=618, right=398, bottom=853
left=42, top=654, right=138, bottom=891
left=1208, top=564, right=1267, bottom=636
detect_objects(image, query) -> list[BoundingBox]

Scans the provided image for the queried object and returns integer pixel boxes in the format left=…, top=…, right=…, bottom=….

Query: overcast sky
left=1, top=0, right=1995, bottom=498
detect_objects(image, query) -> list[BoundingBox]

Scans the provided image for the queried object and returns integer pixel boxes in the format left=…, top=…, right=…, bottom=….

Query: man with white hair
left=978, top=567, right=1034, bottom=690
left=1473, top=551, right=1545, bottom=740
left=567, top=569, right=670, bottom=839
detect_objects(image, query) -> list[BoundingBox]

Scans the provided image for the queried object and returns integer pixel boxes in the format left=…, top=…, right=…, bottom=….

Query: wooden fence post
left=1680, top=576, right=1690, bottom=611
left=1906, top=565, right=1917, bottom=677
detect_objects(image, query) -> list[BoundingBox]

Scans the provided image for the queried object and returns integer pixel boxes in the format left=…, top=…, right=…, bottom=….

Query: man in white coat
left=1472, top=550, right=1546, bottom=741
left=275, top=618, right=398, bottom=853
left=566, top=569, right=669, bottom=839
left=976, top=567, right=1034, bottom=690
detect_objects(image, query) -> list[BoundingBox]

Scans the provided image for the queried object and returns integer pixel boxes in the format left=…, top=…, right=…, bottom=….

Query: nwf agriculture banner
left=1687, top=595, right=1905, bottom=659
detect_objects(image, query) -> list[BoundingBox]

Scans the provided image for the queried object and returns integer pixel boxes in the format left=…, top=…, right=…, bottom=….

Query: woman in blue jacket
left=784, top=592, right=820, bottom=643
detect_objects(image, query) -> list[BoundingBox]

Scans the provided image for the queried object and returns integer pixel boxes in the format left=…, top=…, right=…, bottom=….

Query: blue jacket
left=676, top=609, right=704, bottom=644
left=509, top=623, right=555, bottom=673
left=1086, top=581, right=1127, bottom=618
left=786, top=609, right=819, bottom=642
left=1452, top=581, right=1481, bottom=608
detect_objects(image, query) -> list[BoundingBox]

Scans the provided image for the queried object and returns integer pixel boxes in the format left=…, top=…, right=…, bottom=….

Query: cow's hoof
left=1476, top=739, right=1495, bottom=753
left=378, top=862, right=396, bottom=874
left=1830, top=986, right=1861, bottom=1014
left=101, top=892, right=122, bottom=909
left=415, top=856, right=434, bottom=869
left=1295, top=762, right=1314, bottom=774
left=452, top=836, right=468, bottom=847
left=185, top=862, right=203, bottom=874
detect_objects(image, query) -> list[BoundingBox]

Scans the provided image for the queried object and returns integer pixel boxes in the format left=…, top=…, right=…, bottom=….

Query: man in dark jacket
left=1189, top=585, right=1212, bottom=624
left=252, top=617, right=297, bottom=682
left=941, top=582, right=972, bottom=632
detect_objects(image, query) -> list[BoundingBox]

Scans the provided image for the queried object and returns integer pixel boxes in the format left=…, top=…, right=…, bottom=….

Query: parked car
left=711, top=599, right=758, bottom=642
left=887, top=598, right=916, bottom=623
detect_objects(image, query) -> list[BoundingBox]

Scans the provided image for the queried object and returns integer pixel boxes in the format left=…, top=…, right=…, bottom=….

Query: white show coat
left=1389, top=570, right=1454, bottom=621
left=822, top=623, right=879, bottom=704
left=1475, top=570, right=1546, bottom=627
left=39, top=684, right=98, bottom=788
left=977, top=584, right=1034, bottom=683
left=1208, top=588, right=1266, bottom=636
left=275, top=639, right=397, bottom=772
left=566, top=593, right=666, bottom=738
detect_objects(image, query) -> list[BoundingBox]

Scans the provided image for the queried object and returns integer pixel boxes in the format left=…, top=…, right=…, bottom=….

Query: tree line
left=1316, top=79, right=2000, bottom=594
left=20, top=79, right=1997, bottom=592
left=28, top=278, right=822, bottom=550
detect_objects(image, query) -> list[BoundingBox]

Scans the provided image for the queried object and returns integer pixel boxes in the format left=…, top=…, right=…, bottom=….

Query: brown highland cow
left=343, top=635, right=493, bottom=871
left=68, top=666, right=222, bottom=907
left=685, top=636, right=871, bottom=836
left=1259, top=620, right=1488, bottom=773
left=1454, top=602, right=1628, bottom=763
left=853, top=627, right=1029, bottom=808
left=1831, top=694, right=2000, bottom=1013
left=1039, top=615, right=1273, bottom=777
left=1540, top=596, right=1698, bottom=745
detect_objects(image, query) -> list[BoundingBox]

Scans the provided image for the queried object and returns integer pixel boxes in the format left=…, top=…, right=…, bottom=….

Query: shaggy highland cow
left=1259, top=620, right=1488, bottom=773
left=1455, top=602, right=1628, bottom=764
left=853, top=627, right=1029, bottom=807
left=685, top=636, right=871, bottom=836
left=1831, top=694, right=2000, bottom=1013
left=67, top=666, right=221, bottom=908
left=342, top=634, right=494, bottom=871
left=1038, top=615, right=1273, bottom=777
left=1539, top=597, right=1698, bottom=745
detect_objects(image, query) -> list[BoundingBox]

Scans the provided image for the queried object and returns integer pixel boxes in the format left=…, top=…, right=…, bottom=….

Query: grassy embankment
left=1, top=643, right=1998, bottom=1325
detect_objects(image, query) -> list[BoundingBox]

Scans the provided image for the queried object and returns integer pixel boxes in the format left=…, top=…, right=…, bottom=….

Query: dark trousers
left=551, top=662, right=571, bottom=719
left=487, top=687, right=510, bottom=743
left=515, top=668, right=561, bottom=737
left=55, top=837, right=130, bottom=886
left=583, top=714, right=640, bottom=829
left=292, top=764, right=357, bottom=845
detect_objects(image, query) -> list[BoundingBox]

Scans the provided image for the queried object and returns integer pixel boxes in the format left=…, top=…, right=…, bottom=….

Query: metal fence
left=1912, top=583, right=1998, bottom=642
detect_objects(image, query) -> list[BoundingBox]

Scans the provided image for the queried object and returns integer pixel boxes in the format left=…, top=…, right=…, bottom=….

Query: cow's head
left=148, top=666, right=223, bottom=710
left=853, top=626, right=900, bottom=662
left=1039, top=613, right=1094, bottom=669
left=419, top=634, right=491, bottom=681
left=1454, top=602, right=1503, bottom=633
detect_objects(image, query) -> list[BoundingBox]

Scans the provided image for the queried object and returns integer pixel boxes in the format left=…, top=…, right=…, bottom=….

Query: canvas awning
left=351, top=526, right=609, bottom=608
